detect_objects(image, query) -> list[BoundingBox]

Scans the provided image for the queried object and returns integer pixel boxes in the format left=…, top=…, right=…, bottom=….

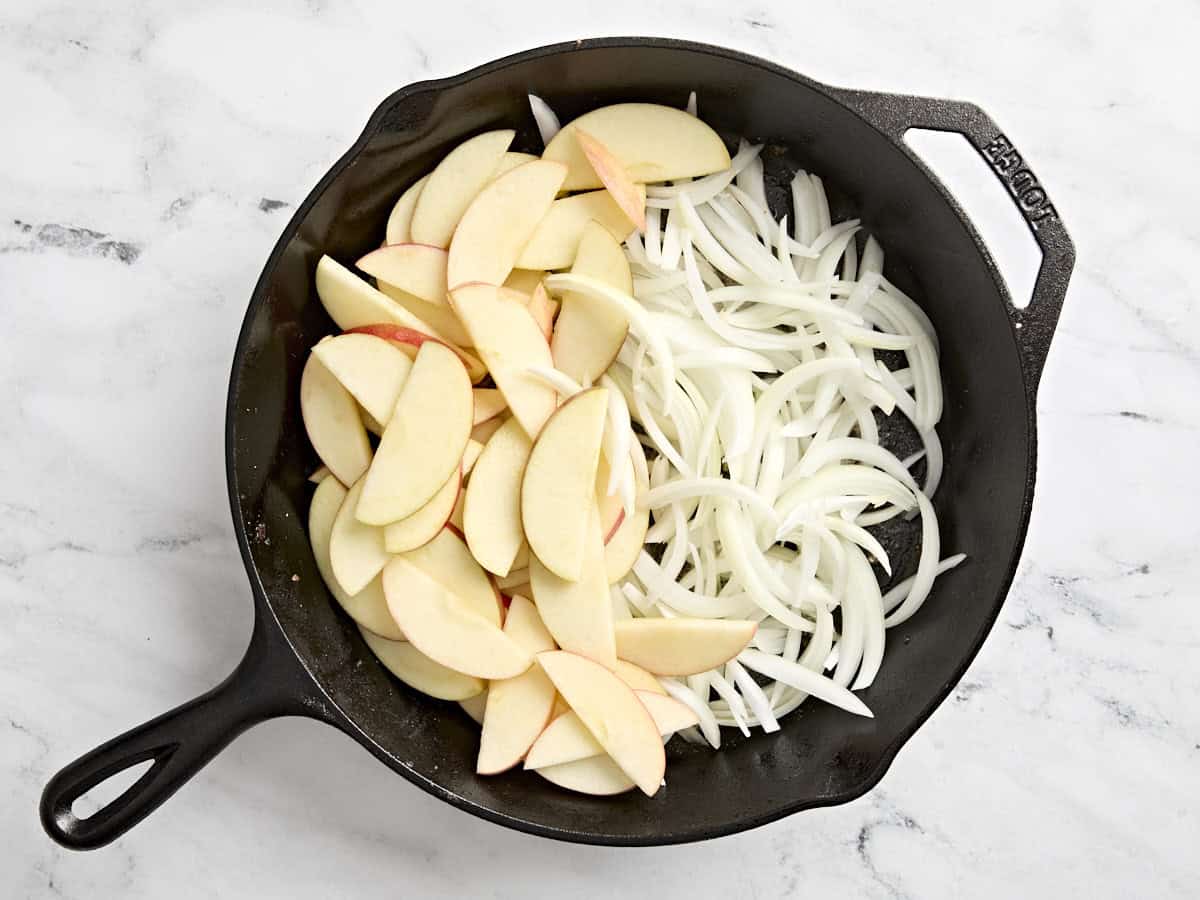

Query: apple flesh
left=449, top=283, right=557, bottom=440
left=611, top=659, right=665, bottom=695
left=311, top=333, right=413, bottom=427
left=383, top=467, right=461, bottom=553
left=503, top=268, right=545, bottom=295
left=535, top=650, right=666, bottom=796
left=343, top=323, right=485, bottom=384
left=315, top=255, right=450, bottom=343
left=574, top=128, right=647, bottom=232
left=521, top=388, right=609, bottom=580
left=329, top=477, right=390, bottom=596
left=356, top=243, right=449, bottom=307
left=534, top=755, right=635, bottom=796
left=400, top=526, right=501, bottom=626
left=356, top=341, right=472, bottom=525
left=410, top=129, right=515, bottom=248
left=372, top=282, right=472, bottom=348
left=543, top=102, right=731, bottom=191
left=446, top=159, right=566, bottom=289
left=309, top=476, right=403, bottom=641
left=526, top=282, right=558, bottom=342
left=359, top=627, right=484, bottom=701
left=477, top=596, right=558, bottom=774
left=514, top=188, right=642, bottom=272
left=614, top=618, right=757, bottom=676
left=458, top=690, right=488, bottom=724
left=463, top=417, right=532, bottom=578
left=472, top=388, right=508, bottom=425
left=383, top=556, right=530, bottom=679
left=461, top=438, right=484, bottom=476
left=300, top=354, right=373, bottom=488
left=604, top=445, right=650, bottom=584
left=384, top=174, right=429, bottom=245
left=550, top=221, right=633, bottom=386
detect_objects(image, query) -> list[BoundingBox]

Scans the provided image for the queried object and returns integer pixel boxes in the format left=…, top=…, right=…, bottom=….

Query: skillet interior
left=227, top=39, right=1032, bottom=844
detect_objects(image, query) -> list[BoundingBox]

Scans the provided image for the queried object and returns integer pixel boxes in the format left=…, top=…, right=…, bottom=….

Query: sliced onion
left=527, top=94, right=560, bottom=146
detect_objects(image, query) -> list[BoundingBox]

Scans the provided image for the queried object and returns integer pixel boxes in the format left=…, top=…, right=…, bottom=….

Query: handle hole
left=904, top=129, right=1041, bottom=310
left=71, top=758, right=157, bottom=819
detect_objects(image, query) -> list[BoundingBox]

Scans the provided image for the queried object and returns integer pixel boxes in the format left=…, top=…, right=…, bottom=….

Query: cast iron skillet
left=40, top=37, right=1074, bottom=849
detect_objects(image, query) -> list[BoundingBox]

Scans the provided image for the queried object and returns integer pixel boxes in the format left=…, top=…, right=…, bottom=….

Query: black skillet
left=40, top=37, right=1074, bottom=849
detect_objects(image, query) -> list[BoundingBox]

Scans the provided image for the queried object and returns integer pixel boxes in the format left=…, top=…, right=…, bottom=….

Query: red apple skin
left=602, top=507, right=626, bottom=545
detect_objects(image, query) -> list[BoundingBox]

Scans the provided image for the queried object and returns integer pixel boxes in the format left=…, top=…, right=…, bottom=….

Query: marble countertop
left=4, top=0, right=1196, bottom=896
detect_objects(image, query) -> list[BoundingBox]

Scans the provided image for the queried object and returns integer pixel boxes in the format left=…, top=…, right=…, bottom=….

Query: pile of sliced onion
left=608, top=134, right=965, bottom=746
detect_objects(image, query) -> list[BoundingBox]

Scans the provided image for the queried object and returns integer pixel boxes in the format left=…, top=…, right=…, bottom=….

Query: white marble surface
left=3, top=0, right=1197, bottom=895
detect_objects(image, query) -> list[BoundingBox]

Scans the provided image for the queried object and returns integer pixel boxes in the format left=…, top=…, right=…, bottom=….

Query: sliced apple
left=383, top=468, right=461, bottom=553
left=357, top=243, right=448, bottom=307
left=448, top=489, right=466, bottom=531
left=463, top=416, right=532, bottom=577
left=543, top=103, right=731, bottom=191
left=449, top=283, right=557, bottom=440
left=575, top=128, right=646, bottom=232
left=550, top=221, right=633, bottom=386
left=477, top=596, right=558, bottom=774
left=400, top=526, right=500, bottom=626
left=410, top=129, right=515, bottom=248
left=344, top=323, right=485, bottom=384
left=308, top=465, right=332, bottom=485
left=595, top=452, right=627, bottom=543
left=309, top=475, right=403, bottom=640
left=357, top=341, right=472, bottom=525
left=529, top=507, right=615, bottom=668
left=612, top=659, right=666, bottom=695
left=550, top=694, right=570, bottom=719
left=383, top=556, right=530, bottom=679
left=315, top=255, right=448, bottom=341
left=494, top=151, right=538, bottom=177
left=359, top=404, right=384, bottom=437
left=446, top=160, right=567, bottom=288
left=384, top=174, right=429, bottom=245
left=461, top=438, right=484, bottom=475
left=329, top=476, right=389, bottom=596
left=536, top=650, right=665, bottom=796
left=503, top=268, right=546, bottom=295
left=495, top=568, right=530, bottom=591
left=511, top=542, right=530, bottom=571
left=373, top=283, right=472, bottom=347
left=535, top=755, right=635, bottom=796
left=360, top=627, right=484, bottom=701
left=300, top=354, right=372, bottom=487
left=311, top=333, right=413, bottom=426
left=527, top=282, right=557, bottom=342
left=614, top=618, right=757, bottom=676
left=472, top=388, right=508, bottom=426
left=470, top=415, right=507, bottom=445
left=514, top=187, right=643, bottom=271
left=605, top=446, right=650, bottom=584
left=522, top=388, right=608, bottom=580
left=459, top=689, right=488, bottom=724
left=525, top=691, right=696, bottom=769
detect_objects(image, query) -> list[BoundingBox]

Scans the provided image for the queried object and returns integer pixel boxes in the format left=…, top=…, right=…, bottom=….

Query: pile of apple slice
left=301, top=103, right=758, bottom=796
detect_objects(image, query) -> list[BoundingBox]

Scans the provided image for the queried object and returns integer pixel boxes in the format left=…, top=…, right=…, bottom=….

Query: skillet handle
left=40, top=614, right=333, bottom=850
left=832, top=88, right=1076, bottom=394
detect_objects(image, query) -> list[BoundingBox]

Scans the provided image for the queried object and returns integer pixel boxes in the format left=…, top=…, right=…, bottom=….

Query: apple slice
left=535, top=755, right=635, bottom=796
left=401, top=526, right=501, bottom=626
left=522, top=388, right=609, bottom=580
left=503, top=269, right=545, bottom=295
left=329, top=476, right=389, bottom=595
left=514, top=188, right=643, bottom=271
left=373, top=283, right=472, bottom=348
left=315, top=255, right=449, bottom=342
left=461, top=438, right=484, bottom=475
left=550, top=694, right=570, bottom=719
left=605, top=445, right=650, bottom=584
left=477, top=596, right=558, bottom=774
left=410, top=129, right=515, bottom=248
left=595, top=453, right=627, bottom=543
left=511, top=542, right=530, bottom=571
left=312, top=333, right=413, bottom=426
left=309, top=475, right=403, bottom=641
left=527, top=282, right=558, bottom=342
left=308, top=465, right=332, bottom=484
left=459, top=689, right=488, bottom=724
left=472, top=388, right=508, bottom=425
left=446, top=160, right=567, bottom=288
left=614, top=618, right=757, bottom=676
left=300, top=354, right=372, bottom=487
left=550, top=221, right=633, bottom=386
left=359, top=627, right=484, bottom=701
left=449, top=283, right=557, bottom=440
left=383, top=557, right=530, bottom=679
left=383, top=468, right=461, bottom=553
left=495, top=568, right=530, bottom=591
left=357, top=341, right=472, bottom=525
left=612, top=659, right=665, bottom=695
left=543, top=103, right=731, bottom=191
left=535, top=650, right=666, bottom=796
left=529, top=507, right=615, bottom=668
left=470, top=415, right=506, bottom=445
left=344, top=323, right=485, bottom=384
left=357, top=243, right=449, bottom=307
left=525, top=691, right=696, bottom=769
left=448, top=489, right=466, bottom=532
left=463, top=417, right=532, bottom=577
left=384, top=174, right=429, bottom=245
left=575, top=128, right=646, bottom=232
left=494, top=151, right=538, bottom=177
